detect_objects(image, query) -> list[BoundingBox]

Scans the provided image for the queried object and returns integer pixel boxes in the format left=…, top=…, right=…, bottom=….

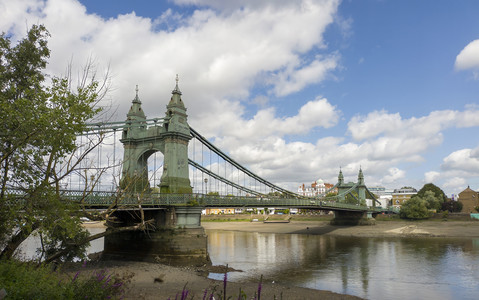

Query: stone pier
left=103, top=207, right=209, bottom=265
left=330, top=210, right=376, bottom=226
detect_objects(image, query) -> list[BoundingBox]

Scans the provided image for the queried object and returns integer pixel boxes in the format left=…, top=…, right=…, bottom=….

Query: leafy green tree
left=344, top=190, right=366, bottom=205
left=442, top=200, right=463, bottom=212
left=0, top=25, right=104, bottom=261
left=423, top=190, right=442, bottom=211
left=399, top=196, right=430, bottom=219
left=417, top=183, right=448, bottom=204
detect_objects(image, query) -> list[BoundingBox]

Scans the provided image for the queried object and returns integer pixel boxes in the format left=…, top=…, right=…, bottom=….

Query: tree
left=325, top=191, right=337, bottom=198
left=344, top=190, right=366, bottom=205
left=399, top=196, right=430, bottom=219
left=417, top=183, right=448, bottom=205
left=0, top=25, right=105, bottom=261
left=423, top=190, right=442, bottom=211
left=442, top=200, right=463, bottom=213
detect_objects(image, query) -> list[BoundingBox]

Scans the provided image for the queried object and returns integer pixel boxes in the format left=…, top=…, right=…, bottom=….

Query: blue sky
left=2, top=0, right=479, bottom=196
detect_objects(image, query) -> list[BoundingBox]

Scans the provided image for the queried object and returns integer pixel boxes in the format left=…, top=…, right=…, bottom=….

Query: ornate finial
left=172, top=74, right=182, bottom=95
left=132, top=84, right=141, bottom=103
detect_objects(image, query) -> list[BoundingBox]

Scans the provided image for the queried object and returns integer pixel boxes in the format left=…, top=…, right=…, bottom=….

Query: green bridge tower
left=120, top=76, right=192, bottom=194
left=104, top=78, right=207, bottom=265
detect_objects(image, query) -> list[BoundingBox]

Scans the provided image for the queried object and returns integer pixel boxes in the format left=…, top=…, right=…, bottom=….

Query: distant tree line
left=400, top=183, right=462, bottom=220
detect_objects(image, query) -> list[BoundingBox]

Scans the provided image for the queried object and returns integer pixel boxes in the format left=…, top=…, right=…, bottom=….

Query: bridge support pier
left=102, top=207, right=209, bottom=265
left=330, top=210, right=376, bottom=226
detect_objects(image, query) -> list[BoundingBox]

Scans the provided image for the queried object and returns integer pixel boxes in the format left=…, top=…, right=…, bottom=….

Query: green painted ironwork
left=119, top=79, right=192, bottom=194
left=61, top=190, right=378, bottom=211
left=70, top=80, right=384, bottom=213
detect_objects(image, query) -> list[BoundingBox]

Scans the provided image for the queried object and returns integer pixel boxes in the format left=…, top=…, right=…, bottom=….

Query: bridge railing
left=5, top=189, right=384, bottom=212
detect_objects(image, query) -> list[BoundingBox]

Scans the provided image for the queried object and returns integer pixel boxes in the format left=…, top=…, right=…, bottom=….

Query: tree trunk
left=0, top=221, right=40, bottom=260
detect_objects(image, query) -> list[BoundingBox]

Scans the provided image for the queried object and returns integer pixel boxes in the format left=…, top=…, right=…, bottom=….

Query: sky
left=2, top=0, right=479, bottom=197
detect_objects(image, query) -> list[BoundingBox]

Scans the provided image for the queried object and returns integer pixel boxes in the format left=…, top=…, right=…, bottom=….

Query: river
left=206, top=230, right=479, bottom=300
left=16, top=227, right=479, bottom=300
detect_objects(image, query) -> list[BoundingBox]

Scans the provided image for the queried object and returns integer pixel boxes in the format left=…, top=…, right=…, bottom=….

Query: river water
left=17, top=228, right=479, bottom=300
left=206, top=230, right=479, bottom=300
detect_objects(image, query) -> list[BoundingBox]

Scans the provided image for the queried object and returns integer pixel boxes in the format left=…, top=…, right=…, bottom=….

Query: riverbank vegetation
left=0, top=24, right=108, bottom=262
left=0, top=260, right=129, bottom=299
left=400, top=183, right=463, bottom=220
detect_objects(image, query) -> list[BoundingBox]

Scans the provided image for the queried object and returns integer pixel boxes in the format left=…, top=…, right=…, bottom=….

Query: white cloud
left=442, top=147, right=479, bottom=173
left=424, top=171, right=440, bottom=183
left=381, top=168, right=405, bottom=184
left=443, top=177, right=467, bottom=195
left=455, top=39, right=479, bottom=71
left=273, top=54, right=339, bottom=96
left=0, top=0, right=341, bottom=117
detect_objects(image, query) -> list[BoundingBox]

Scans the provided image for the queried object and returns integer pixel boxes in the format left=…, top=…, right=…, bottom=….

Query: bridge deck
left=5, top=190, right=387, bottom=212
left=67, top=191, right=383, bottom=212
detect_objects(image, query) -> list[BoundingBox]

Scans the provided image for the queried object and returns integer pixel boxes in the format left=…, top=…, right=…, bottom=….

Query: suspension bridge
left=50, top=79, right=381, bottom=213
left=7, top=78, right=384, bottom=263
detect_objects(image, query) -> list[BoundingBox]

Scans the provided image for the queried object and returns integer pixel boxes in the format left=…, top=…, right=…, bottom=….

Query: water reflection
left=16, top=227, right=105, bottom=261
left=206, top=230, right=479, bottom=300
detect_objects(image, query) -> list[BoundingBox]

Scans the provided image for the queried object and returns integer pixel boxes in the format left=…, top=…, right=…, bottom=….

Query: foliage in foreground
left=0, top=24, right=104, bottom=261
left=169, top=270, right=266, bottom=300
left=0, top=260, right=128, bottom=299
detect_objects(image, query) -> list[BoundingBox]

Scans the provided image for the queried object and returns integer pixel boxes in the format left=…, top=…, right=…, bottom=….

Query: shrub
left=442, top=200, right=463, bottom=212
left=0, top=260, right=128, bottom=299
left=399, top=196, right=430, bottom=220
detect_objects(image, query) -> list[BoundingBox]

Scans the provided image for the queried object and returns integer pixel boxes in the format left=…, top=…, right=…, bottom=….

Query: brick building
left=458, top=186, right=479, bottom=213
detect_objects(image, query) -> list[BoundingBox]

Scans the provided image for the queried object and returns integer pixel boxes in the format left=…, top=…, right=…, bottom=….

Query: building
left=368, top=186, right=393, bottom=196
left=391, top=187, right=417, bottom=208
left=458, top=186, right=479, bottom=213
left=204, top=208, right=235, bottom=215
left=298, top=178, right=336, bottom=197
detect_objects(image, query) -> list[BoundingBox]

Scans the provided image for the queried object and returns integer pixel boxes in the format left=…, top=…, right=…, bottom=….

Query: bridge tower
left=159, top=77, right=192, bottom=194
left=357, top=167, right=367, bottom=205
left=331, top=168, right=376, bottom=225
left=119, top=78, right=192, bottom=194
left=104, top=79, right=207, bottom=265
left=337, top=169, right=346, bottom=201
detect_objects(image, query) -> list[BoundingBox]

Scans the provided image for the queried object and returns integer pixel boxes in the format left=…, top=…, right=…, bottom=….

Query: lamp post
left=204, top=178, right=208, bottom=195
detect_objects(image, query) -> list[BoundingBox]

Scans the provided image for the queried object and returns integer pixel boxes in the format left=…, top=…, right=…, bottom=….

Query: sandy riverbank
left=202, top=219, right=479, bottom=238
left=72, top=260, right=360, bottom=300
left=77, top=220, right=479, bottom=299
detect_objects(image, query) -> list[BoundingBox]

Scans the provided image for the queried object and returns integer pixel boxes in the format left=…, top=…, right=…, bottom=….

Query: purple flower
left=223, top=271, right=228, bottom=299
left=181, top=285, right=189, bottom=300
left=257, top=275, right=263, bottom=300
left=96, top=270, right=107, bottom=281
left=202, top=288, right=208, bottom=300
left=72, top=271, right=80, bottom=282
